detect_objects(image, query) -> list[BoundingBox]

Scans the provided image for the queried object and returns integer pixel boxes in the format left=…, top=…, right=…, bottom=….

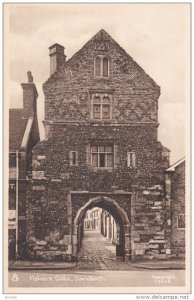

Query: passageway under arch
left=73, top=196, right=131, bottom=261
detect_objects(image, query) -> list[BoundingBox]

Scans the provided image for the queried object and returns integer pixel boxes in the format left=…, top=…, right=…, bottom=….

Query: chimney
left=49, top=43, right=66, bottom=76
left=21, top=71, right=38, bottom=119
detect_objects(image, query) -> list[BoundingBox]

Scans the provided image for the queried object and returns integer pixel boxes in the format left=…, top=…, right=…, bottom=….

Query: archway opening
left=73, top=196, right=130, bottom=261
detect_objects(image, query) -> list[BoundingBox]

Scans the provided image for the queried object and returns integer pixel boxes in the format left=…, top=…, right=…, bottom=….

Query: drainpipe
left=15, top=150, right=19, bottom=258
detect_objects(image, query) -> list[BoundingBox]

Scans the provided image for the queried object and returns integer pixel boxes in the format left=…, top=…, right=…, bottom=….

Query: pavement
left=9, top=260, right=77, bottom=270
left=129, top=260, right=185, bottom=270
left=9, top=258, right=185, bottom=271
left=9, top=231, right=185, bottom=271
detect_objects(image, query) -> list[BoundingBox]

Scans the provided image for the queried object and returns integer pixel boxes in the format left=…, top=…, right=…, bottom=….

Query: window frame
left=90, top=145, right=114, bottom=169
left=9, top=153, right=17, bottom=168
left=91, top=93, right=112, bottom=120
left=127, top=151, right=136, bottom=168
left=94, top=55, right=110, bottom=78
left=177, top=214, right=185, bottom=230
left=69, top=150, right=78, bottom=166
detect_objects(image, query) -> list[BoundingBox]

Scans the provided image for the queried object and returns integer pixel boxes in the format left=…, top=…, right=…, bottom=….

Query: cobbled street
left=76, top=230, right=133, bottom=270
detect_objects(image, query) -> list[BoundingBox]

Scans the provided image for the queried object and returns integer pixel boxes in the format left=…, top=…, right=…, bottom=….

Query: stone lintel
left=69, top=190, right=132, bottom=195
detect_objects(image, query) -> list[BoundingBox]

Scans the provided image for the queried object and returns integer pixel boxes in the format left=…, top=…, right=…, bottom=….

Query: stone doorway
left=72, top=196, right=131, bottom=261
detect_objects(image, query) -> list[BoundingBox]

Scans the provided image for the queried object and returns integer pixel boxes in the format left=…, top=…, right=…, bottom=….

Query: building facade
left=84, top=208, right=102, bottom=231
left=101, top=210, right=117, bottom=245
left=9, top=72, right=40, bottom=260
left=26, top=29, right=174, bottom=262
left=165, top=158, right=185, bottom=258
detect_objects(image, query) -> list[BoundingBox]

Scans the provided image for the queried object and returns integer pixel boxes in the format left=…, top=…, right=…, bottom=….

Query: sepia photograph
left=3, top=2, right=191, bottom=295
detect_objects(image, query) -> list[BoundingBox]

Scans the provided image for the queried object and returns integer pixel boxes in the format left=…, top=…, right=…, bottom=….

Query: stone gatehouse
left=25, top=29, right=173, bottom=261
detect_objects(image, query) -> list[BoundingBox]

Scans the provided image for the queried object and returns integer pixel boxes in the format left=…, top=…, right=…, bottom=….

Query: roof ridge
left=166, top=157, right=185, bottom=171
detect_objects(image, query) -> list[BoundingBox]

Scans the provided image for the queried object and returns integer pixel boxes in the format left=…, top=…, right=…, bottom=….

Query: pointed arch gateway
left=73, top=196, right=131, bottom=261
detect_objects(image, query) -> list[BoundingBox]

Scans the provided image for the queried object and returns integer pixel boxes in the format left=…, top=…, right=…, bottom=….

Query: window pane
left=99, top=146, right=105, bottom=152
left=91, top=146, right=98, bottom=152
left=92, top=154, right=98, bottom=167
left=103, top=57, right=109, bottom=77
left=132, top=153, right=136, bottom=166
left=99, top=153, right=105, bottom=167
left=102, top=105, right=110, bottom=119
left=72, top=152, right=76, bottom=165
left=128, top=152, right=135, bottom=167
left=106, top=146, right=113, bottom=152
left=93, top=96, right=101, bottom=104
left=95, top=57, right=101, bottom=76
left=93, top=104, right=101, bottom=119
left=178, top=215, right=185, bottom=228
left=9, top=153, right=16, bottom=167
left=107, top=154, right=113, bottom=167
left=102, top=96, right=110, bottom=104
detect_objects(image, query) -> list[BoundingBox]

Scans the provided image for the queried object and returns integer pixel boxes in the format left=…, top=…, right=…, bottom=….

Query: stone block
left=37, top=155, right=46, bottom=160
left=151, top=206, right=162, bottom=210
left=155, top=214, right=161, bottom=221
left=59, top=239, right=65, bottom=245
left=36, top=240, right=47, bottom=246
left=153, top=253, right=167, bottom=260
left=51, top=179, right=62, bottom=183
left=154, top=236, right=164, bottom=240
left=156, top=230, right=165, bottom=235
left=135, top=249, right=145, bottom=255
left=67, top=245, right=72, bottom=254
left=32, top=159, right=40, bottom=167
left=142, top=190, right=150, bottom=195
left=32, top=185, right=45, bottom=190
left=145, top=254, right=154, bottom=260
left=149, top=244, right=159, bottom=249
left=63, top=235, right=71, bottom=245
left=166, top=248, right=171, bottom=255
left=152, top=250, right=159, bottom=254
left=149, top=239, right=165, bottom=244
left=50, top=246, right=58, bottom=250
left=149, top=191, right=161, bottom=196
left=32, top=171, right=45, bottom=179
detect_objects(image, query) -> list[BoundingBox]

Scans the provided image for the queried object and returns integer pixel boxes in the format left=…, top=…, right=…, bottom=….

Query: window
left=94, top=55, right=109, bottom=77
left=9, top=153, right=16, bottom=168
left=91, top=93, right=112, bottom=120
left=177, top=214, right=185, bottom=229
left=127, top=152, right=136, bottom=167
left=70, top=151, right=78, bottom=166
left=91, top=145, right=113, bottom=168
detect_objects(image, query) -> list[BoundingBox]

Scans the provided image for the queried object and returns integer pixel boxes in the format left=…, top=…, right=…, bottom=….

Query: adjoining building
left=165, top=158, right=185, bottom=258
left=101, top=210, right=117, bottom=245
left=9, top=72, right=40, bottom=260
left=84, top=207, right=102, bottom=231
left=22, top=29, right=185, bottom=262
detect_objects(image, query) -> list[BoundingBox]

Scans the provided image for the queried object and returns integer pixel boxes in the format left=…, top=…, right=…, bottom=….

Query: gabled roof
left=166, top=157, right=185, bottom=172
left=65, top=29, right=160, bottom=90
left=9, top=109, right=28, bottom=151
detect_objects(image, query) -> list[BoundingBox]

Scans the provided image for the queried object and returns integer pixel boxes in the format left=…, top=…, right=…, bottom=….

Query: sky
left=6, top=3, right=190, bottom=165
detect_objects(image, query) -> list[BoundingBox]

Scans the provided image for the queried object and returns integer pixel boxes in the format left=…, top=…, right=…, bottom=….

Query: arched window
left=95, top=57, right=101, bottom=77
left=94, top=55, right=109, bottom=78
left=103, top=57, right=109, bottom=77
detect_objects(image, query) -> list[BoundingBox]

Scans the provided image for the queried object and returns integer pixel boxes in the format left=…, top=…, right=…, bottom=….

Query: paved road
left=77, top=230, right=132, bottom=270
